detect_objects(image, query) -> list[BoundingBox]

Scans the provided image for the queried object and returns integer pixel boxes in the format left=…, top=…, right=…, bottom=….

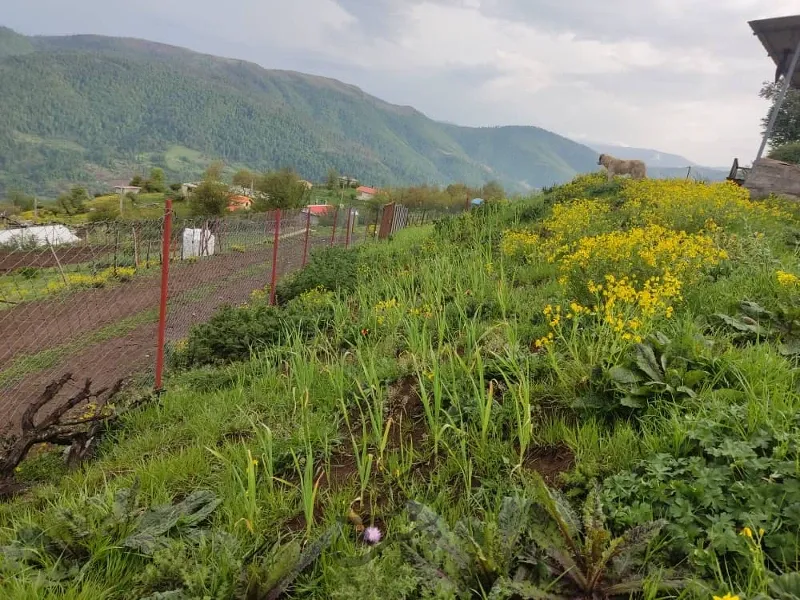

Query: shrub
left=171, top=288, right=335, bottom=368
left=275, top=246, right=360, bottom=304
left=14, top=266, right=41, bottom=280
left=769, top=141, right=800, bottom=164
left=544, top=171, right=624, bottom=203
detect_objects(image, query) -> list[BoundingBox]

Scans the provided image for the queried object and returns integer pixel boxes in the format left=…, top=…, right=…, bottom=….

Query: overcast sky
left=5, top=0, right=800, bottom=166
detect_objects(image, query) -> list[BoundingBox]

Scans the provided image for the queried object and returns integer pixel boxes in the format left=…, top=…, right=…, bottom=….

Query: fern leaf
left=488, top=578, right=566, bottom=600
left=407, top=501, right=473, bottom=575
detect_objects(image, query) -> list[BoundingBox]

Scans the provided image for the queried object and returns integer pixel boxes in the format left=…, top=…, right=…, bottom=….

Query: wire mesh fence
left=0, top=202, right=423, bottom=434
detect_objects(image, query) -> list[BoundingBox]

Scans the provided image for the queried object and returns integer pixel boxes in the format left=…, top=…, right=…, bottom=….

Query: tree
left=760, top=81, right=800, bottom=149
left=189, top=180, right=230, bottom=216
left=232, top=169, right=255, bottom=188
left=769, top=142, right=800, bottom=164
left=143, top=167, right=166, bottom=193
left=365, top=190, right=390, bottom=220
left=204, top=160, right=225, bottom=182
left=6, top=189, right=35, bottom=211
left=481, top=180, right=505, bottom=203
left=56, top=186, right=89, bottom=215
left=326, top=168, right=339, bottom=190
left=255, top=168, right=310, bottom=209
left=129, top=175, right=144, bottom=187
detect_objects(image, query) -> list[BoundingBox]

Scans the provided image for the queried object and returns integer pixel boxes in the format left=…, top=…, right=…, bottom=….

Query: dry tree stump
left=0, top=374, right=135, bottom=497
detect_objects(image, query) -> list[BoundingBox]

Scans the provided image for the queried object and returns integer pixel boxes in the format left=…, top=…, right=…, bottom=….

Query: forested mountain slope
left=0, top=28, right=600, bottom=196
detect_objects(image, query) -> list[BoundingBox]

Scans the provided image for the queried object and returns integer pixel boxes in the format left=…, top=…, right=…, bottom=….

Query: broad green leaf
left=634, top=343, right=663, bottom=383
left=682, top=370, right=708, bottom=388
left=608, top=366, right=643, bottom=385
left=740, top=301, right=774, bottom=320
left=620, top=395, right=645, bottom=409
left=713, top=313, right=768, bottom=336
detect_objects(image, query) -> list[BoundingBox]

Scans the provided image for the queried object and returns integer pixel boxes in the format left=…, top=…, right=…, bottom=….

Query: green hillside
left=0, top=28, right=600, bottom=196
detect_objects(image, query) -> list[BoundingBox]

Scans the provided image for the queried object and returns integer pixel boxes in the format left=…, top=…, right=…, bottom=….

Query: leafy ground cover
left=2, top=173, right=800, bottom=599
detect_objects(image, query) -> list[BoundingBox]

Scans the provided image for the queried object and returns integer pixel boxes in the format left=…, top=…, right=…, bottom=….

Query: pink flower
left=363, top=526, right=382, bottom=545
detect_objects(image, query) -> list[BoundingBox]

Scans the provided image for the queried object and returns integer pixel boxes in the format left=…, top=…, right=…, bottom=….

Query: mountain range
left=0, top=26, right=727, bottom=197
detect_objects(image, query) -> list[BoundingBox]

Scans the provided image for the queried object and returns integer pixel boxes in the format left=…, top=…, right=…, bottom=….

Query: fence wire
left=0, top=203, right=420, bottom=434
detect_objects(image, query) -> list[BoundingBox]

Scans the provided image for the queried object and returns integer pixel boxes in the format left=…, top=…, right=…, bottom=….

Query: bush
left=170, top=288, right=335, bottom=368
left=275, top=246, right=360, bottom=304
left=769, top=142, right=800, bottom=164
left=14, top=266, right=41, bottom=280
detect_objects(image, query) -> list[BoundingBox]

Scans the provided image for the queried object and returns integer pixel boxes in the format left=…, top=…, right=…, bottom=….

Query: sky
left=5, top=0, right=800, bottom=166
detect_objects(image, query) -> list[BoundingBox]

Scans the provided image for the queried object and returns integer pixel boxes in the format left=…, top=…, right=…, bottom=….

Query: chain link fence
left=0, top=202, right=423, bottom=434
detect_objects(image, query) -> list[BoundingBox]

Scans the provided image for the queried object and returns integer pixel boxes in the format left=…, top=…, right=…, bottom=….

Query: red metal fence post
left=345, top=207, right=352, bottom=249
left=330, top=208, right=338, bottom=247
left=301, top=208, right=312, bottom=267
left=269, top=209, right=281, bottom=305
left=154, top=198, right=173, bottom=392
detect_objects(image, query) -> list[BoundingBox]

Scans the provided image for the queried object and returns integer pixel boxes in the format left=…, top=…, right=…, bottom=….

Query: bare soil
left=0, top=231, right=339, bottom=434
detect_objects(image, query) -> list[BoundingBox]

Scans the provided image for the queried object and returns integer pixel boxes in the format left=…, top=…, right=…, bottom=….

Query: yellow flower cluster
left=535, top=273, right=680, bottom=349
left=46, top=266, right=137, bottom=295
left=408, top=303, right=434, bottom=319
left=557, top=224, right=726, bottom=297
left=776, top=270, right=800, bottom=288
left=374, top=298, right=399, bottom=312
left=374, top=297, right=400, bottom=326
left=621, top=179, right=788, bottom=232
left=500, top=199, right=613, bottom=262
left=500, top=229, right=539, bottom=259
left=540, top=199, right=612, bottom=256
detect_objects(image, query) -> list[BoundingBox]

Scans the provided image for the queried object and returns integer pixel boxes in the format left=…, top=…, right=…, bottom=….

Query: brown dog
left=598, top=154, right=647, bottom=182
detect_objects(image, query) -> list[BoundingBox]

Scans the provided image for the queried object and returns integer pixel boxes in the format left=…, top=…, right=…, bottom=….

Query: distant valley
left=0, top=27, right=602, bottom=197
left=0, top=26, right=727, bottom=197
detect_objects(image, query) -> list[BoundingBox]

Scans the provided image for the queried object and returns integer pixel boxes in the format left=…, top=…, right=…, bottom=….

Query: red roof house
left=227, top=195, right=253, bottom=212
left=356, top=186, right=378, bottom=200
left=303, top=204, right=334, bottom=216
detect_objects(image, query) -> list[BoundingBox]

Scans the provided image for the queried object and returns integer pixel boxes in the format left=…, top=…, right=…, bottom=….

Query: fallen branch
left=0, top=374, right=134, bottom=486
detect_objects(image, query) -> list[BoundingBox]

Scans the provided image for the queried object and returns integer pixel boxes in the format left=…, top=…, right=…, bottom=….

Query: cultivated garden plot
left=0, top=209, right=368, bottom=434
left=2, top=174, right=800, bottom=599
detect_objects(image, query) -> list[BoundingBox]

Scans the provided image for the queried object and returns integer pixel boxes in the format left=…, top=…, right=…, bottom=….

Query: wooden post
left=330, top=208, right=338, bottom=247
left=132, top=226, right=139, bottom=269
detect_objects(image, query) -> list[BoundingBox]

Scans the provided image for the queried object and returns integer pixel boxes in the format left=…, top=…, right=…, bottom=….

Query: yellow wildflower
left=777, top=270, right=800, bottom=287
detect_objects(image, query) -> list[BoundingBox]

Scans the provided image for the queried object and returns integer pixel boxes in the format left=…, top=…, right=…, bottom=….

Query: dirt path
left=0, top=230, right=342, bottom=434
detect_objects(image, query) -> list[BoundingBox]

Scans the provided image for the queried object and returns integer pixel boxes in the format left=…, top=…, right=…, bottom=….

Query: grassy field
left=2, top=173, right=800, bottom=599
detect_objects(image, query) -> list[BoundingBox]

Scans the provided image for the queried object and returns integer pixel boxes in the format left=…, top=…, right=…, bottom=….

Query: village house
left=356, top=186, right=377, bottom=201
left=227, top=195, right=253, bottom=212
left=301, top=204, right=334, bottom=225
left=113, top=185, right=141, bottom=195
left=181, top=182, right=200, bottom=197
